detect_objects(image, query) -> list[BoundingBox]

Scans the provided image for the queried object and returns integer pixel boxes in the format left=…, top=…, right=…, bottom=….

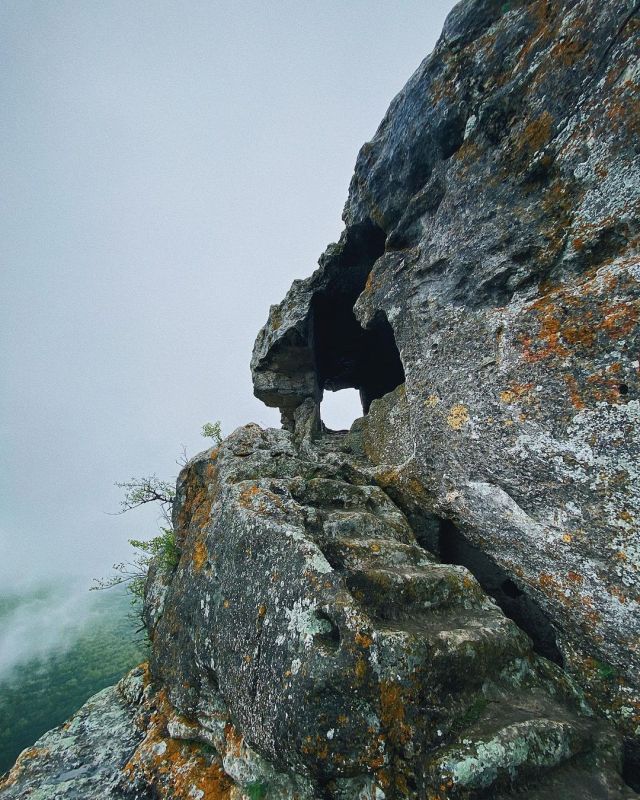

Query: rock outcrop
left=2, top=426, right=636, bottom=798
left=252, top=0, right=640, bottom=783
left=2, top=0, right=638, bottom=797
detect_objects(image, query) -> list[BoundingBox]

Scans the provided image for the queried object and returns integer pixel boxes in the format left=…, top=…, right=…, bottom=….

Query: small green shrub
left=92, top=527, right=180, bottom=607
left=95, top=422, right=221, bottom=635
left=202, top=421, right=222, bottom=444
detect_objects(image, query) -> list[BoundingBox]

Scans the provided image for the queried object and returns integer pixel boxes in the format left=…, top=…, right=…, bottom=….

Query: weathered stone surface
left=2, top=412, right=635, bottom=797
left=251, top=0, right=640, bottom=774
left=4, top=0, right=640, bottom=797
left=0, top=665, right=244, bottom=800
left=0, top=671, right=145, bottom=799
left=144, top=424, right=634, bottom=797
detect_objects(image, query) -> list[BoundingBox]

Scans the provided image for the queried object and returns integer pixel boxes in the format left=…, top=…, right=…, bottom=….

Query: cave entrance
left=321, top=388, right=363, bottom=432
left=436, top=518, right=564, bottom=666
left=311, top=222, right=405, bottom=425
left=314, top=307, right=405, bottom=414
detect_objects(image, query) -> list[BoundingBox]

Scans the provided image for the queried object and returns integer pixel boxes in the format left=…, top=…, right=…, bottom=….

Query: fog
left=0, top=580, right=112, bottom=681
left=1, top=0, right=456, bottom=610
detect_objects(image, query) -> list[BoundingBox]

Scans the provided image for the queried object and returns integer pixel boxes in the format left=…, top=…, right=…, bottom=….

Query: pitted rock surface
left=144, top=424, right=634, bottom=798
left=251, top=0, right=640, bottom=766
left=4, top=0, right=639, bottom=797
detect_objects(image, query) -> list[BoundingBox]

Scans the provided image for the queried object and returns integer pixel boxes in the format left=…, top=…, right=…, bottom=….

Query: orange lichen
left=520, top=265, right=639, bottom=366
left=122, top=690, right=232, bottom=800
left=192, top=539, right=208, bottom=572
left=239, top=485, right=262, bottom=505
left=0, top=746, right=51, bottom=790
left=600, top=301, right=638, bottom=338
left=205, top=458, right=219, bottom=482
left=520, top=110, right=554, bottom=154
left=364, top=269, right=379, bottom=294
left=380, top=681, right=412, bottom=746
left=447, top=404, right=470, bottom=430
left=549, top=29, right=590, bottom=67
left=355, top=631, right=373, bottom=648
left=238, top=484, right=286, bottom=516
left=499, top=382, right=534, bottom=404
left=564, top=374, right=586, bottom=410
left=354, top=656, right=368, bottom=681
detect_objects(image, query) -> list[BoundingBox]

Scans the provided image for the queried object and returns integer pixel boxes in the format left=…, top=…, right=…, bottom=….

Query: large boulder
left=144, top=424, right=634, bottom=798
left=4, top=1, right=639, bottom=797
left=251, top=0, right=640, bottom=775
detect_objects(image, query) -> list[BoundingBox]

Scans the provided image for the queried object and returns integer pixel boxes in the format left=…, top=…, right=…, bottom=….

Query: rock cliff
left=2, top=0, right=638, bottom=797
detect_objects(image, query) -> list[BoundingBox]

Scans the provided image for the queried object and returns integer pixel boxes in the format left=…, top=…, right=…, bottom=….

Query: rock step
left=493, top=760, right=637, bottom=800
left=427, top=716, right=588, bottom=797
left=290, top=476, right=404, bottom=517
left=320, top=508, right=415, bottom=544
left=424, top=688, right=631, bottom=799
left=345, top=561, right=488, bottom=619
left=372, top=610, right=530, bottom=690
left=320, top=535, right=435, bottom=571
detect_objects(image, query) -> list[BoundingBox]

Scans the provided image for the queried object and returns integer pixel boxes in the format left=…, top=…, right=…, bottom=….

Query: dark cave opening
left=623, top=742, right=640, bottom=792
left=312, top=222, right=405, bottom=419
left=437, top=518, right=564, bottom=666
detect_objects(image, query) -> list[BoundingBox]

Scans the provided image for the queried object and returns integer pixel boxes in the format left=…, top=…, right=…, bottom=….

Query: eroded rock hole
left=321, top=388, right=363, bottom=431
left=313, top=610, right=341, bottom=653
left=501, top=578, right=523, bottom=599
left=437, top=519, right=564, bottom=666
left=312, top=221, right=405, bottom=423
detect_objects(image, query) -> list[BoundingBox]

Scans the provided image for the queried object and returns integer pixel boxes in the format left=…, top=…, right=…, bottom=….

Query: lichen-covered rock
left=1, top=665, right=247, bottom=800
left=4, top=0, right=639, bottom=797
left=143, top=424, right=634, bottom=797
left=0, top=670, right=146, bottom=799
left=251, top=0, right=640, bottom=775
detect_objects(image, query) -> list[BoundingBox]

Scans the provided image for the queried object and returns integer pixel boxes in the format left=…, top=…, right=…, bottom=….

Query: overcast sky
left=1, top=1, right=457, bottom=592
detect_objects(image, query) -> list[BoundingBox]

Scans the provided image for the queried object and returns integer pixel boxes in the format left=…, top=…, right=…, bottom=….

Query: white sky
left=1, top=0, right=457, bottom=590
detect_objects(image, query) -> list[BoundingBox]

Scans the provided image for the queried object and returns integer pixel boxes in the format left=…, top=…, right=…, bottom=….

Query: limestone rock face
left=3, top=1, right=640, bottom=798
left=142, top=425, right=635, bottom=797
left=251, top=0, right=640, bottom=776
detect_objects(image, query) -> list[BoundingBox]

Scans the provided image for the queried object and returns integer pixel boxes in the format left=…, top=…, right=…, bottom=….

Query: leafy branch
left=112, top=475, right=176, bottom=526
left=94, top=421, right=223, bottom=634
left=202, top=421, right=222, bottom=444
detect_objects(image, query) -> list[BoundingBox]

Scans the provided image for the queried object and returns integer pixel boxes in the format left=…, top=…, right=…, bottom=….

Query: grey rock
left=251, top=0, right=640, bottom=770
left=146, top=423, right=633, bottom=797
left=0, top=681, right=143, bottom=799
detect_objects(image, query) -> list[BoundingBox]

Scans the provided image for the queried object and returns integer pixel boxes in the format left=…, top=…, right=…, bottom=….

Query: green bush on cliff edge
left=93, top=422, right=222, bottom=624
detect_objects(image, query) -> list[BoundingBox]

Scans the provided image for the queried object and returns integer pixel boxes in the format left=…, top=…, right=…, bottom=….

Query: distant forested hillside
left=0, top=585, right=145, bottom=774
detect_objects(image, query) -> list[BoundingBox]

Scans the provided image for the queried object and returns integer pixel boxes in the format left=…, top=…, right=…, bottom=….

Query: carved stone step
left=425, top=690, right=626, bottom=799
left=372, top=610, right=530, bottom=690
left=345, top=562, right=487, bottom=618
left=428, top=717, right=588, bottom=796
left=320, top=535, right=435, bottom=571
left=320, top=508, right=415, bottom=544
left=493, top=760, right=637, bottom=800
